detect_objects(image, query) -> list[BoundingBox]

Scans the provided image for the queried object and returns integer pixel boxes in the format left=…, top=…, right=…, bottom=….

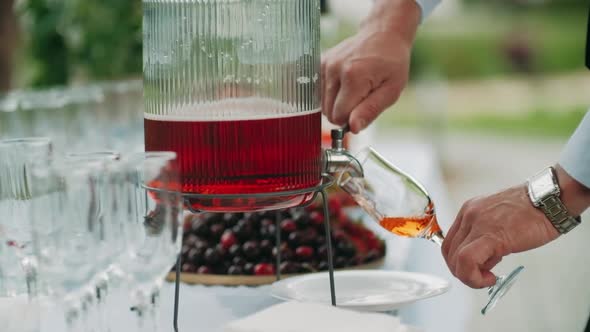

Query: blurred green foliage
left=14, top=0, right=587, bottom=87
left=412, top=5, right=588, bottom=79
left=322, top=3, right=588, bottom=81
left=17, top=0, right=142, bottom=87
left=378, top=105, right=588, bottom=138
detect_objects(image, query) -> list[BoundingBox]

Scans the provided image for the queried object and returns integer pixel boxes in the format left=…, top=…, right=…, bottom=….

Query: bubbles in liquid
left=144, top=97, right=320, bottom=122
left=297, top=77, right=311, bottom=84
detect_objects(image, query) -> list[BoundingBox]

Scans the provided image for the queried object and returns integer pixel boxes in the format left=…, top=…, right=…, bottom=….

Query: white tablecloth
left=32, top=139, right=471, bottom=332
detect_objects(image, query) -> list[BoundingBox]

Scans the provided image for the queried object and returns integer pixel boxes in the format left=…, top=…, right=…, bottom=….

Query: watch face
left=531, top=170, right=557, bottom=202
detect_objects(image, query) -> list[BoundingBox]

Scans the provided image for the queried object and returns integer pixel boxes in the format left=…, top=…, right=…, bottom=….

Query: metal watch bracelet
left=538, top=195, right=582, bottom=234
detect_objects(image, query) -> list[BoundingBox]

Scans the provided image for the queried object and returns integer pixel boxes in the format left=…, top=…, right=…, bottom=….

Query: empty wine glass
left=337, top=147, right=524, bottom=315
left=30, top=158, right=106, bottom=332
left=66, top=151, right=120, bottom=332
left=116, top=151, right=182, bottom=332
left=0, top=137, right=52, bottom=298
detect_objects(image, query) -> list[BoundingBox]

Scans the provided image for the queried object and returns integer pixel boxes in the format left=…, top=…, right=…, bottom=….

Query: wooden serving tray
left=166, top=258, right=385, bottom=286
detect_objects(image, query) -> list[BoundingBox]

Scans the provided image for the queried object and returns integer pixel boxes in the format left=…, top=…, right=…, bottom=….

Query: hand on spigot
left=441, top=165, right=590, bottom=289
left=321, top=0, right=420, bottom=134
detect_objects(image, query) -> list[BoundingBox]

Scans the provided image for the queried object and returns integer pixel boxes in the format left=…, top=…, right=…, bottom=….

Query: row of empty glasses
left=0, top=137, right=182, bottom=332
left=0, top=80, right=144, bottom=154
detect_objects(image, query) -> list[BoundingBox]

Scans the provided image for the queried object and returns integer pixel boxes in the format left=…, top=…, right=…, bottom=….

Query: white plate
left=270, top=270, right=450, bottom=312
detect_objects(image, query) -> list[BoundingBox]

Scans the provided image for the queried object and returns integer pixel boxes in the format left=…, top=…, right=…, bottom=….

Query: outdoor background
left=1, top=0, right=589, bottom=331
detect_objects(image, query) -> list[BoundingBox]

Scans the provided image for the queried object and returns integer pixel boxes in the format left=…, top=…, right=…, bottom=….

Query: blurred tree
left=65, top=0, right=142, bottom=80
left=463, top=0, right=587, bottom=9
left=16, top=0, right=142, bottom=88
left=19, top=0, right=69, bottom=87
left=0, top=0, right=17, bottom=92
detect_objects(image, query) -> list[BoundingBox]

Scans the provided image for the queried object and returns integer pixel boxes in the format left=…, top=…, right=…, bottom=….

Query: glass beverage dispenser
left=143, top=0, right=523, bottom=315
left=143, top=0, right=323, bottom=211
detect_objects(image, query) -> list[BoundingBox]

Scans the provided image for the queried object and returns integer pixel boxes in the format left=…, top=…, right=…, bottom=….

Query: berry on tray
left=176, top=194, right=386, bottom=281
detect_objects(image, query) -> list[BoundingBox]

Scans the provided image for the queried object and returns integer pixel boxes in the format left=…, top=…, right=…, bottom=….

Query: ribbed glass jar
left=143, top=0, right=322, bottom=211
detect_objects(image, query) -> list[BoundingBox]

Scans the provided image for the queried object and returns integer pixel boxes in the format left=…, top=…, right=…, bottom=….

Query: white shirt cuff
left=559, top=110, right=590, bottom=188
left=414, top=0, right=441, bottom=22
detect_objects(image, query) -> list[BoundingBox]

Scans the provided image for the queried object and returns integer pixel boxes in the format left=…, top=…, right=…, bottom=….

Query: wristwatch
left=527, top=166, right=582, bottom=234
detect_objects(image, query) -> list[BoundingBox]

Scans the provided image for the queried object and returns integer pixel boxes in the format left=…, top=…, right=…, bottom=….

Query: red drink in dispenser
left=145, top=98, right=322, bottom=211
left=143, top=0, right=322, bottom=211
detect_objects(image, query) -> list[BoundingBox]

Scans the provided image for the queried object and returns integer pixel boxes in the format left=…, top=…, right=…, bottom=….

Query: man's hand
left=441, top=165, right=590, bottom=289
left=321, top=0, right=421, bottom=134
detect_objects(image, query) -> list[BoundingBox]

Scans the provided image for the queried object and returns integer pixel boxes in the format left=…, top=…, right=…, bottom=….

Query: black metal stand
left=172, top=175, right=337, bottom=332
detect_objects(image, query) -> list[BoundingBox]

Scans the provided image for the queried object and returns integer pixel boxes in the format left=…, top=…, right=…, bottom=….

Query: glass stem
left=488, top=276, right=502, bottom=295
left=429, top=231, right=445, bottom=246
left=149, top=290, right=160, bottom=332
left=65, top=307, right=80, bottom=332
left=96, top=281, right=108, bottom=332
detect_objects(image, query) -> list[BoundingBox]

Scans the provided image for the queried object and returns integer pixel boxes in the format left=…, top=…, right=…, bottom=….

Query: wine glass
left=30, top=157, right=106, bottom=332
left=116, top=151, right=182, bottom=332
left=0, top=137, right=52, bottom=298
left=337, top=147, right=524, bottom=315
left=66, top=151, right=120, bottom=332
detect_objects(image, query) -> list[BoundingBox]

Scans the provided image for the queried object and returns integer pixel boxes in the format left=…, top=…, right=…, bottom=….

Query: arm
left=321, top=0, right=428, bottom=133
left=442, top=111, right=590, bottom=288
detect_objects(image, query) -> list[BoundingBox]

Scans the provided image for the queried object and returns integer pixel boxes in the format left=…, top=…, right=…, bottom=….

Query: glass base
left=481, top=265, right=524, bottom=315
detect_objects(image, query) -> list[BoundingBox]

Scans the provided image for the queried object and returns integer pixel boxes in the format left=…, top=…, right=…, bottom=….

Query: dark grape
left=260, top=217, right=274, bottom=228
left=243, top=263, right=255, bottom=275
left=204, top=213, right=223, bottom=225
left=244, top=212, right=260, bottom=222
left=279, top=261, right=301, bottom=274
left=288, top=231, right=304, bottom=247
left=246, top=214, right=261, bottom=229
left=204, top=248, right=221, bottom=265
left=214, top=264, right=229, bottom=275
left=334, top=256, right=347, bottom=268
left=232, top=223, right=253, bottom=241
left=232, top=256, right=246, bottom=266
left=317, top=245, right=329, bottom=259
left=228, top=265, right=243, bottom=275
left=210, top=223, right=225, bottom=241
left=295, top=215, right=310, bottom=229
left=301, top=228, right=318, bottom=245
left=317, top=260, right=329, bottom=271
left=336, top=241, right=357, bottom=258
left=184, top=234, right=200, bottom=246
left=228, top=244, right=242, bottom=257
left=300, top=263, right=316, bottom=273
left=260, top=239, right=274, bottom=257
left=187, top=248, right=203, bottom=265
left=315, top=235, right=327, bottom=246
left=272, top=244, right=294, bottom=261
left=222, top=213, right=240, bottom=228
left=242, top=241, right=261, bottom=260
left=181, top=263, right=196, bottom=273
left=192, top=219, right=210, bottom=237
left=215, top=244, right=228, bottom=260
left=194, top=240, right=209, bottom=252
left=260, top=224, right=277, bottom=241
